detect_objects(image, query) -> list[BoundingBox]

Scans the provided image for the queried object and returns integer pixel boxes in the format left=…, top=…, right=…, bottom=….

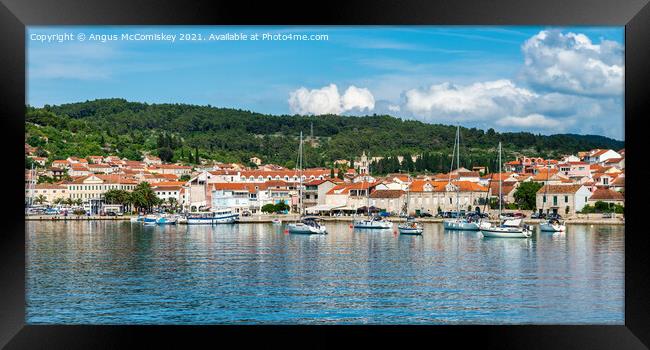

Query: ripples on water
left=26, top=221, right=624, bottom=324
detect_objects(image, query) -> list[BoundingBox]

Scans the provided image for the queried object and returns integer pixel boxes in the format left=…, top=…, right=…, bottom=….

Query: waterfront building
left=587, top=188, right=624, bottom=206
left=406, top=180, right=488, bottom=215
left=535, top=184, right=592, bottom=216
left=64, top=174, right=138, bottom=203
left=152, top=181, right=184, bottom=204
left=303, top=179, right=337, bottom=209
left=369, top=189, right=406, bottom=214
left=28, top=184, right=69, bottom=204
left=488, top=180, right=519, bottom=204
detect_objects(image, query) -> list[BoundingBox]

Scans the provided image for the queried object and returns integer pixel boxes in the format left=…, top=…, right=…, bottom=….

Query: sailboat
left=480, top=142, right=532, bottom=238
left=287, top=132, right=327, bottom=234
left=539, top=160, right=566, bottom=232
left=443, top=125, right=482, bottom=231
left=398, top=179, right=423, bottom=235
left=353, top=162, right=392, bottom=230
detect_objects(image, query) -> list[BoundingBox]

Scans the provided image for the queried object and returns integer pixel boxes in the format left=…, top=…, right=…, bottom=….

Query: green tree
left=130, top=182, right=161, bottom=213
left=261, top=204, right=276, bottom=213
left=513, top=182, right=543, bottom=210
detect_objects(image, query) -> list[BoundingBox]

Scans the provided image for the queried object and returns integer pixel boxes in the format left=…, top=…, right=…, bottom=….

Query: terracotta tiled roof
left=369, top=189, right=405, bottom=198
left=537, top=184, right=584, bottom=194
left=589, top=188, right=624, bottom=201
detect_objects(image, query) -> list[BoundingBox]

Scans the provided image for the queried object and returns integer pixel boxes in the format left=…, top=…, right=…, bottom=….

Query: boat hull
left=398, top=226, right=423, bottom=235
left=287, top=223, right=327, bottom=234
left=443, top=219, right=480, bottom=231
left=481, top=227, right=532, bottom=238
left=184, top=214, right=239, bottom=225
left=353, top=220, right=392, bottom=229
left=155, top=217, right=177, bottom=225
left=539, top=223, right=565, bottom=232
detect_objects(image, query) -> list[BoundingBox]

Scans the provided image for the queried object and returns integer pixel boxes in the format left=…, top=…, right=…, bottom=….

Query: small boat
left=156, top=215, right=178, bottom=225
left=184, top=208, right=239, bottom=224
left=479, top=142, right=531, bottom=239
left=398, top=217, right=423, bottom=235
left=143, top=214, right=158, bottom=225
left=287, top=217, right=327, bottom=234
left=354, top=216, right=393, bottom=229
left=443, top=218, right=481, bottom=231
left=539, top=218, right=566, bottom=232
left=130, top=215, right=144, bottom=223
left=272, top=218, right=282, bottom=225
left=481, top=225, right=533, bottom=238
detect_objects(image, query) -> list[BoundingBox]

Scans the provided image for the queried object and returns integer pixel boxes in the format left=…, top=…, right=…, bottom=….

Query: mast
left=366, top=160, right=371, bottom=219
left=298, top=131, right=303, bottom=217
left=498, top=142, right=502, bottom=217
left=456, top=125, right=460, bottom=215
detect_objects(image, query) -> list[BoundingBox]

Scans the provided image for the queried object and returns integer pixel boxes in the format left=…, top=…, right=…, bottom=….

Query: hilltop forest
left=25, top=99, right=624, bottom=174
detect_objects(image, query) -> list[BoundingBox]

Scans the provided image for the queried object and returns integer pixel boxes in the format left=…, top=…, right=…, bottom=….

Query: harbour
left=26, top=220, right=624, bottom=324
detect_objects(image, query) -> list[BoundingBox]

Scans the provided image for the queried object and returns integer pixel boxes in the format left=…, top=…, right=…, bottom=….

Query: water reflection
left=26, top=221, right=624, bottom=324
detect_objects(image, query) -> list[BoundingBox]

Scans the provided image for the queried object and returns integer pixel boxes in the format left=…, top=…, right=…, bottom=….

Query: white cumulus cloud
left=288, top=84, right=375, bottom=115
left=520, top=30, right=623, bottom=96
left=496, top=114, right=564, bottom=129
left=403, top=79, right=536, bottom=121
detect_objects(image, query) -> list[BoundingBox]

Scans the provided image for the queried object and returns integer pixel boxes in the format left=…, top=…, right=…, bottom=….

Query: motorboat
left=184, top=208, right=239, bottom=224
left=398, top=217, right=423, bottom=235
left=272, top=218, right=282, bottom=225
left=156, top=215, right=178, bottom=225
left=287, top=217, right=327, bottom=234
left=354, top=216, right=393, bottom=229
left=539, top=218, right=566, bottom=232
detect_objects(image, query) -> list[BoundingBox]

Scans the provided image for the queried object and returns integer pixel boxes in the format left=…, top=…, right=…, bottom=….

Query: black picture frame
left=1, top=0, right=648, bottom=348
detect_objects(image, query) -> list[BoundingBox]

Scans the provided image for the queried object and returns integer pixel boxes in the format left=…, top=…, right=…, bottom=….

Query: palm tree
left=53, top=197, right=64, bottom=206
left=33, top=194, right=47, bottom=205
left=167, top=197, right=178, bottom=213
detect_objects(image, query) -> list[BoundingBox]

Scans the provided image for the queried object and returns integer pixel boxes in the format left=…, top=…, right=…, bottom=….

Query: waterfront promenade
left=25, top=213, right=625, bottom=225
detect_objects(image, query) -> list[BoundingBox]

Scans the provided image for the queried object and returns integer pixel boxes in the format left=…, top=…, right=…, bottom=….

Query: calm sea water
left=26, top=221, right=624, bottom=324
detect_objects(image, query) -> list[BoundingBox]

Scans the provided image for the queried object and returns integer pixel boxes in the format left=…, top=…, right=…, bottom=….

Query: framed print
left=1, top=0, right=649, bottom=348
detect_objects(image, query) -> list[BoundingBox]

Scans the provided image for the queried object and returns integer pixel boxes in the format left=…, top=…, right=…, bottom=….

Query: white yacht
left=353, top=161, right=392, bottom=230
left=538, top=160, right=566, bottom=233
left=480, top=142, right=532, bottom=239
left=287, top=132, right=327, bottom=235
left=183, top=208, right=239, bottom=224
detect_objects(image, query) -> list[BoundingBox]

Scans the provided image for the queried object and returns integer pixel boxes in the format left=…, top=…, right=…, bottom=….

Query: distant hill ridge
left=25, top=98, right=624, bottom=172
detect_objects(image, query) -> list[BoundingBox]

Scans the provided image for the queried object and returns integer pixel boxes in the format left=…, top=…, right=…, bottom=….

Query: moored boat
left=354, top=216, right=393, bottom=229
left=156, top=215, right=178, bottom=225
left=287, top=217, right=327, bottom=234
left=398, top=218, right=423, bottom=235
left=183, top=208, right=239, bottom=224
left=539, top=218, right=566, bottom=232
left=272, top=218, right=282, bottom=225
left=479, top=142, right=532, bottom=239
left=143, top=214, right=158, bottom=225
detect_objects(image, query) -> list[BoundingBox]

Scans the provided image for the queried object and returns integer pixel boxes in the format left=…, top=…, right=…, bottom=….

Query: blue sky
left=27, top=26, right=624, bottom=140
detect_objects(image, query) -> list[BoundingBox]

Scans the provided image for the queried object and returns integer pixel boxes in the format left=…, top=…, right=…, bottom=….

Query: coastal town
left=25, top=143, right=625, bottom=221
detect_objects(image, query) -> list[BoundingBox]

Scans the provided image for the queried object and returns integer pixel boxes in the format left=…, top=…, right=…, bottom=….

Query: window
left=565, top=196, right=568, bottom=203
left=553, top=196, right=557, bottom=206
left=543, top=195, right=546, bottom=203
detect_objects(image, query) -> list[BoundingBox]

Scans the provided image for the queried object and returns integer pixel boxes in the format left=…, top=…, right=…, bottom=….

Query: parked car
left=602, top=212, right=613, bottom=218
left=418, top=212, right=433, bottom=218
left=547, top=213, right=562, bottom=220
left=106, top=211, right=117, bottom=217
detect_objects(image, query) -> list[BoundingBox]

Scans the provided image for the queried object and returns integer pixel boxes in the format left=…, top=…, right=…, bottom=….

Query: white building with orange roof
left=149, top=164, right=192, bottom=176
left=405, top=180, right=489, bottom=215
left=143, top=154, right=162, bottom=166
left=63, top=174, right=138, bottom=204
left=587, top=188, right=624, bottom=206
left=152, top=181, right=184, bottom=203
left=557, top=161, right=590, bottom=179
left=68, top=163, right=90, bottom=177
left=51, top=159, right=70, bottom=170
left=584, top=149, right=621, bottom=164
left=87, top=163, right=114, bottom=174
left=28, top=156, right=47, bottom=166
left=536, top=184, right=592, bottom=216
left=28, top=183, right=69, bottom=204
left=87, top=155, right=104, bottom=164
